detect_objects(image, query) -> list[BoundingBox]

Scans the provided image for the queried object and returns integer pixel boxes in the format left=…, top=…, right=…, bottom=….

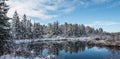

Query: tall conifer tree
left=0, top=0, right=10, bottom=55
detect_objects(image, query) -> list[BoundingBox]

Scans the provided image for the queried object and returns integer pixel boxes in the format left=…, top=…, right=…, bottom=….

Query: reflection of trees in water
left=105, top=48, right=120, bottom=59
left=25, top=41, right=86, bottom=56
left=48, top=43, right=63, bottom=55
left=46, top=41, right=86, bottom=55
left=2, top=41, right=120, bottom=59
left=27, top=43, right=44, bottom=56
left=63, top=41, right=86, bottom=53
left=87, top=44, right=94, bottom=49
left=12, top=41, right=120, bottom=58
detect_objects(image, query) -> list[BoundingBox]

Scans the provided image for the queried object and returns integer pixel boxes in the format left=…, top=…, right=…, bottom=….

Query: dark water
left=2, top=41, right=120, bottom=59
left=23, top=41, right=120, bottom=59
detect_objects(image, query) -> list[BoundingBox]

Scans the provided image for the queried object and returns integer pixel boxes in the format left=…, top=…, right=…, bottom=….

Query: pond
left=0, top=41, right=120, bottom=59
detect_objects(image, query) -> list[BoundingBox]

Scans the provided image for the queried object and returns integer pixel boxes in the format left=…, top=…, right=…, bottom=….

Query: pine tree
left=79, top=24, right=86, bottom=36
left=21, top=14, right=27, bottom=39
left=12, top=11, right=20, bottom=39
left=53, top=21, right=59, bottom=35
left=98, top=28, right=103, bottom=33
left=26, top=19, right=33, bottom=39
left=47, top=23, right=53, bottom=35
left=85, top=26, right=94, bottom=34
left=67, top=24, right=73, bottom=36
left=64, top=22, right=68, bottom=35
left=0, top=0, right=10, bottom=55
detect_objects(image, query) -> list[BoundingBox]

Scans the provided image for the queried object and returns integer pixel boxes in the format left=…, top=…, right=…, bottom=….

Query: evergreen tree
left=98, top=28, right=103, bottom=33
left=85, top=26, right=94, bottom=34
left=12, top=11, right=20, bottom=39
left=53, top=21, right=60, bottom=35
left=26, top=19, right=33, bottom=39
left=47, top=23, right=53, bottom=35
left=33, top=23, right=42, bottom=38
left=21, top=14, right=27, bottom=39
left=74, top=24, right=79, bottom=36
left=67, top=24, right=73, bottom=36
left=64, top=22, right=68, bottom=35
left=0, top=0, right=10, bottom=55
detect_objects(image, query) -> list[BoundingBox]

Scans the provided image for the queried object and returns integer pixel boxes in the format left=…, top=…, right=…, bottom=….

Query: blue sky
left=7, top=0, right=120, bottom=32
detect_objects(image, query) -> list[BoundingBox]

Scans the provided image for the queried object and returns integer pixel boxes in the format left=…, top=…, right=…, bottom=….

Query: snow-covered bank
left=13, top=35, right=120, bottom=48
left=13, top=37, right=92, bottom=44
left=0, top=54, right=56, bottom=59
left=87, top=39, right=120, bottom=47
left=13, top=36, right=105, bottom=44
left=0, top=55, right=26, bottom=59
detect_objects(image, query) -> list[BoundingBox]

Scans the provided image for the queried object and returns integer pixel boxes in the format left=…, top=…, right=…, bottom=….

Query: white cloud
left=62, top=7, right=75, bottom=13
left=85, top=21, right=120, bottom=32
left=6, top=0, right=118, bottom=20
left=6, top=0, right=76, bottom=20
left=92, top=0, right=109, bottom=4
left=85, top=21, right=120, bottom=27
left=6, top=0, right=57, bottom=20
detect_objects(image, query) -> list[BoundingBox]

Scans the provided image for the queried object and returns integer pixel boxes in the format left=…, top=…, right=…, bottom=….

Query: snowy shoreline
left=0, top=54, right=56, bottom=59
left=12, top=36, right=120, bottom=48
left=14, top=36, right=120, bottom=47
left=13, top=37, right=93, bottom=44
left=1, top=36, right=120, bottom=59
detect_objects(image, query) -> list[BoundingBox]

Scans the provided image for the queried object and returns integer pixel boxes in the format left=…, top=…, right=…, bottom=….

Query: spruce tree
left=12, top=11, right=20, bottom=39
left=0, top=0, right=10, bottom=55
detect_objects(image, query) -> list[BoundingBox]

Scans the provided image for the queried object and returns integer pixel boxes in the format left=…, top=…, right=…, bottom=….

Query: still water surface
left=1, top=41, right=120, bottom=59
left=26, top=41, right=120, bottom=59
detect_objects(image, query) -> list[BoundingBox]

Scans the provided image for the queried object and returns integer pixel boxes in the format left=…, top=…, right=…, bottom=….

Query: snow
left=14, top=39, right=33, bottom=44
left=14, top=39, right=41, bottom=44
left=13, top=37, right=95, bottom=44
left=0, top=54, right=56, bottom=59
left=0, top=55, right=26, bottom=59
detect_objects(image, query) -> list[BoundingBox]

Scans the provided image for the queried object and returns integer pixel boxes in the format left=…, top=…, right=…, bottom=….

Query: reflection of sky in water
left=90, top=46, right=108, bottom=52
left=58, top=46, right=110, bottom=59
left=1, top=41, right=120, bottom=59
left=42, top=48, right=48, bottom=55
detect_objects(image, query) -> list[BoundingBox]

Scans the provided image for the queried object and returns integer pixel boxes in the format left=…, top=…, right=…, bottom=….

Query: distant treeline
left=11, top=11, right=105, bottom=39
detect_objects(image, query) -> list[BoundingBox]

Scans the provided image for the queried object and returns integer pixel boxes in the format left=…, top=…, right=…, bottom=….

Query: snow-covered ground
left=13, top=36, right=95, bottom=44
left=0, top=54, right=56, bottom=59
left=0, top=55, right=27, bottom=59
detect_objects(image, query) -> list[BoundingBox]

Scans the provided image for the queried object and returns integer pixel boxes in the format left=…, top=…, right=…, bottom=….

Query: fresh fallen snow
left=0, top=54, right=56, bottom=59
left=0, top=55, right=26, bottom=59
left=14, top=39, right=32, bottom=44
left=0, top=55, right=44, bottom=59
left=13, top=36, right=100, bottom=44
left=14, top=39, right=41, bottom=44
left=13, top=38, right=82, bottom=44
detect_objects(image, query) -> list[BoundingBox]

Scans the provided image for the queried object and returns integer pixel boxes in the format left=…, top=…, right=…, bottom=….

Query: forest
left=10, top=11, right=104, bottom=39
left=1, top=0, right=120, bottom=59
